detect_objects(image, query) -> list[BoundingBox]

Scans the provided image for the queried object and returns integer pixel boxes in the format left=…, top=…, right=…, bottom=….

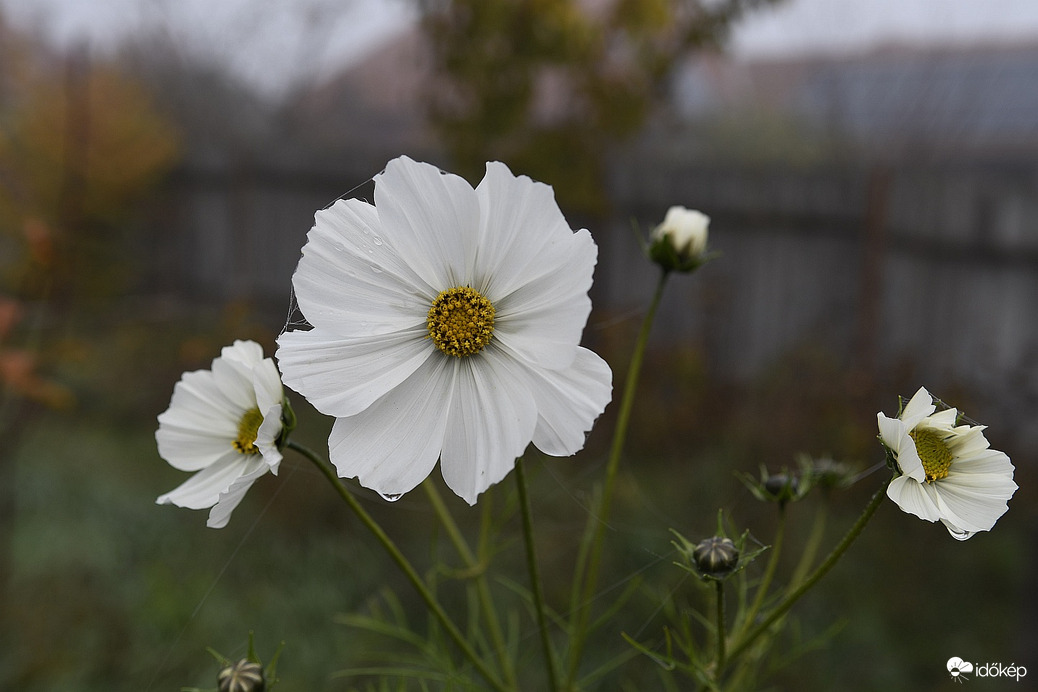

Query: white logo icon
left=948, top=657, right=974, bottom=683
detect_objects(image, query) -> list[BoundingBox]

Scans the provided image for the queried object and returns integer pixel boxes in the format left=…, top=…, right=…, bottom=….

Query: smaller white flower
left=652, top=206, right=709, bottom=261
left=156, top=340, right=288, bottom=528
left=878, top=386, right=1017, bottom=540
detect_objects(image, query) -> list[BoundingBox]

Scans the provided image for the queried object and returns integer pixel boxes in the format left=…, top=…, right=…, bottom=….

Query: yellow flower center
left=909, top=427, right=953, bottom=482
left=427, top=286, right=496, bottom=358
left=233, top=407, right=264, bottom=454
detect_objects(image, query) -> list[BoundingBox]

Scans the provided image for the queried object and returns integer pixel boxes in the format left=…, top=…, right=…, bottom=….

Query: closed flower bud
left=740, top=465, right=807, bottom=507
left=218, top=659, right=265, bottom=692
left=692, top=536, right=739, bottom=578
left=763, top=473, right=799, bottom=504
left=808, top=456, right=856, bottom=491
left=649, top=206, right=710, bottom=272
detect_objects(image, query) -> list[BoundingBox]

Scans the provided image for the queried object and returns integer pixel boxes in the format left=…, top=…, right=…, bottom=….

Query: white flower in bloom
left=652, top=206, right=709, bottom=260
left=878, top=386, right=1017, bottom=540
left=156, top=340, right=286, bottom=528
left=276, top=156, right=612, bottom=504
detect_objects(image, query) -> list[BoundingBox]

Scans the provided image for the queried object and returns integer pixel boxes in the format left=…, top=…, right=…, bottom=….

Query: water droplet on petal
left=381, top=493, right=402, bottom=502
left=372, top=235, right=384, bottom=246
left=370, top=265, right=383, bottom=273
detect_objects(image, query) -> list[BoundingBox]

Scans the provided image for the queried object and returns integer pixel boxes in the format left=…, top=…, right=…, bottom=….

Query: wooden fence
left=139, top=157, right=1038, bottom=443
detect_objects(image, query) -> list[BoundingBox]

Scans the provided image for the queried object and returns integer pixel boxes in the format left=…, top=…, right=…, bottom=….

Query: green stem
left=738, top=507, right=786, bottom=639
left=422, top=479, right=516, bottom=687
left=288, top=441, right=507, bottom=692
left=724, top=478, right=891, bottom=666
left=567, top=270, right=669, bottom=682
left=788, top=502, right=828, bottom=589
left=516, top=458, right=560, bottom=692
left=715, top=580, right=727, bottom=671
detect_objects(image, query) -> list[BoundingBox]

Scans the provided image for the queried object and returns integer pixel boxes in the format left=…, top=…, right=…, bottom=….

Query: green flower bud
left=763, top=473, right=800, bottom=504
left=740, top=465, right=807, bottom=508
left=808, top=456, right=856, bottom=491
left=692, top=536, right=739, bottom=578
left=218, top=659, right=265, bottom=692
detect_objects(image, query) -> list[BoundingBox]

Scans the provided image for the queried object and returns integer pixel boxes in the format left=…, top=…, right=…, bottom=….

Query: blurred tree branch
left=0, top=38, right=180, bottom=305
left=416, top=0, right=785, bottom=214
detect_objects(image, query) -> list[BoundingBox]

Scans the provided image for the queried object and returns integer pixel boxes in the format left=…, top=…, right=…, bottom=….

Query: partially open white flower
left=648, top=206, right=710, bottom=272
left=276, top=155, right=612, bottom=504
left=156, top=340, right=286, bottom=528
left=652, top=206, right=709, bottom=259
left=878, top=386, right=1017, bottom=540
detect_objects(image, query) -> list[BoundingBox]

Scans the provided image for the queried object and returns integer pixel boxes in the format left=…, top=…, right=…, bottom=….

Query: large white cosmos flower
left=276, top=156, right=612, bottom=504
left=157, top=340, right=287, bottom=528
left=878, top=386, right=1017, bottom=540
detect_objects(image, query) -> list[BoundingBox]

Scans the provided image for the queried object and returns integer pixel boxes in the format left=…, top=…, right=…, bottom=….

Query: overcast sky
left=5, top=0, right=1038, bottom=94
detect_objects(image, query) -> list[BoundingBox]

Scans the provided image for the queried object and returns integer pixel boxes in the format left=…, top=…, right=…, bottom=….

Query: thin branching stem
left=422, top=479, right=516, bottom=688
left=568, top=270, right=669, bottom=683
left=288, top=441, right=508, bottom=692
left=724, top=478, right=891, bottom=668
left=738, top=507, right=786, bottom=639
left=516, top=458, right=560, bottom=692
left=715, top=580, right=727, bottom=671
left=788, top=502, right=828, bottom=589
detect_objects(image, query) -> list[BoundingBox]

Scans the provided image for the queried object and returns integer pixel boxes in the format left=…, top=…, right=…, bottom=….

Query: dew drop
left=372, top=235, right=384, bottom=246
left=381, top=493, right=402, bottom=502
left=370, top=265, right=383, bottom=273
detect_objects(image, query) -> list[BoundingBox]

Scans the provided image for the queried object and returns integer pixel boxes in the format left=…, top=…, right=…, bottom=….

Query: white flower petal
left=899, top=386, right=936, bottom=429
left=926, top=408, right=958, bottom=429
left=252, top=358, right=285, bottom=414
left=165, top=369, right=242, bottom=427
left=439, top=351, right=538, bottom=504
left=886, top=475, right=943, bottom=523
left=327, top=355, right=454, bottom=499
left=157, top=453, right=264, bottom=510
left=876, top=413, right=906, bottom=454
left=222, top=339, right=265, bottom=367
left=940, top=521, right=974, bottom=541
left=524, top=347, right=613, bottom=457
left=948, top=425, right=990, bottom=457
left=293, top=198, right=433, bottom=334
left=156, top=416, right=237, bottom=471
left=473, top=161, right=577, bottom=298
left=157, top=372, right=242, bottom=471
left=206, top=458, right=272, bottom=529
left=949, top=448, right=1013, bottom=476
left=277, top=326, right=432, bottom=417
left=255, top=403, right=284, bottom=473
left=883, top=421, right=926, bottom=482
left=375, top=156, right=481, bottom=289
left=492, top=228, right=597, bottom=370
left=211, top=350, right=259, bottom=411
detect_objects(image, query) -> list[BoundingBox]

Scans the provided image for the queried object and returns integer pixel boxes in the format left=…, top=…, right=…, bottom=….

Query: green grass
left=1, top=319, right=1033, bottom=691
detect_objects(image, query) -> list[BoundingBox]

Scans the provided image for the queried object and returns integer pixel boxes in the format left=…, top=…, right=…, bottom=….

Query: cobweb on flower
left=150, top=173, right=386, bottom=690
left=279, top=173, right=382, bottom=339
left=159, top=162, right=710, bottom=687
left=280, top=284, right=311, bottom=336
